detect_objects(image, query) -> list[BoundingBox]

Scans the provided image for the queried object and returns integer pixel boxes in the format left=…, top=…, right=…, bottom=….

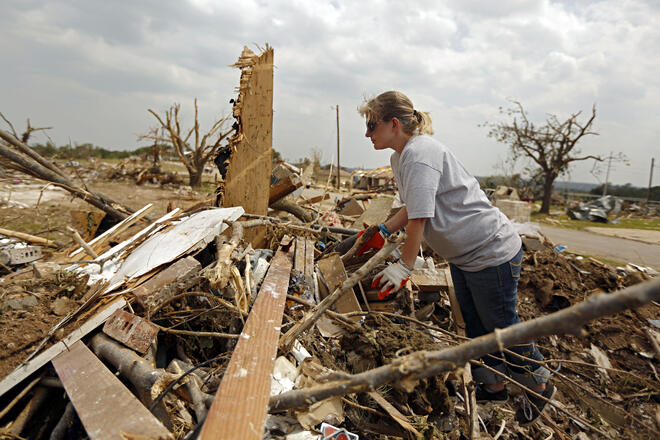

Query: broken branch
left=279, top=232, right=405, bottom=352
left=270, top=278, right=660, bottom=411
left=0, top=227, right=59, bottom=248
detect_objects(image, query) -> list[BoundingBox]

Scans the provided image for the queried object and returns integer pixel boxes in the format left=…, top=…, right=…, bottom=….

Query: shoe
left=475, top=384, right=508, bottom=403
left=515, top=381, right=556, bottom=425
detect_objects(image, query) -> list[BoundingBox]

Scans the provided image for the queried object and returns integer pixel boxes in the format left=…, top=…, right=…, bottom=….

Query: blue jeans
left=450, top=248, right=550, bottom=387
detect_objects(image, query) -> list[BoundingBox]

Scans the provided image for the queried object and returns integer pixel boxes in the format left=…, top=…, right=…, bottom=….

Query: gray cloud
left=0, top=0, right=658, bottom=186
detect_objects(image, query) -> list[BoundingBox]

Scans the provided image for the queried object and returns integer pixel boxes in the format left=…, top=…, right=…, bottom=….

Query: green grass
left=562, top=251, right=629, bottom=268
left=532, top=211, right=660, bottom=231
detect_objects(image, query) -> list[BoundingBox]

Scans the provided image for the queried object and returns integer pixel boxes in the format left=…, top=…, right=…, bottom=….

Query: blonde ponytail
left=358, top=91, right=434, bottom=136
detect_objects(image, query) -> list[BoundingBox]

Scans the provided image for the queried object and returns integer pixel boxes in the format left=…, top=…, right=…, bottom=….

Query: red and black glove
left=356, top=223, right=391, bottom=256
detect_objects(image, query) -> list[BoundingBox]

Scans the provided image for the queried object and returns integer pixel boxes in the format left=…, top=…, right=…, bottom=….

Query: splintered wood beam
left=52, top=340, right=172, bottom=440
left=268, top=174, right=302, bottom=205
left=200, top=236, right=294, bottom=440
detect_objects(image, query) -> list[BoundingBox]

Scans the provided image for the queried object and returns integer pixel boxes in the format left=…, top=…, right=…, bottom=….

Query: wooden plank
left=200, top=236, right=294, bottom=440
left=294, top=237, right=306, bottom=273
left=304, top=239, right=315, bottom=281
left=52, top=341, right=172, bottom=440
left=269, top=174, right=302, bottom=205
left=352, top=197, right=394, bottom=228
left=132, top=256, right=201, bottom=307
left=102, top=310, right=159, bottom=354
left=410, top=267, right=449, bottom=292
left=299, top=193, right=330, bottom=206
left=0, top=227, right=57, bottom=247
left=317, top=253, right=362, bottom=317
left=0, top=298, right=126, bottom=398
left=316, top=253, right=362, bottom=337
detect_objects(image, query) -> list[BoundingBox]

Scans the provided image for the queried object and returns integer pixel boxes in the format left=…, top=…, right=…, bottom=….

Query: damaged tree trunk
left=270, top=277, right=660, bottom=411
left=270, top=199, right=317, bottom=223
left=0, top=133, right=132, bottom=220
left=90, top=333, right=177, bottom=426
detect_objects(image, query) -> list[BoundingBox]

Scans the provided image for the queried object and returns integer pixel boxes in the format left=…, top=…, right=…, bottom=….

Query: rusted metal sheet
left=52, top=340, right=172, bottom=440
left=200, top=237, right=294, bottom=440
left=102, top=309, right=159, bottom=354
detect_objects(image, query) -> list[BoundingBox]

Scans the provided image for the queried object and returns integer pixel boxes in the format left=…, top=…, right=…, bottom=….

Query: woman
left=357, top=90, right=555, bottom=425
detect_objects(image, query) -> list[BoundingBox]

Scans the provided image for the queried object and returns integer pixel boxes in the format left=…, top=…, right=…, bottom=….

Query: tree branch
left=270, top=278, right=660, bottom=411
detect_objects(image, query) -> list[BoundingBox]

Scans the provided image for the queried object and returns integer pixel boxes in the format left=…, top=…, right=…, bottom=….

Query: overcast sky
left=1, top=0, right=658, bottom=186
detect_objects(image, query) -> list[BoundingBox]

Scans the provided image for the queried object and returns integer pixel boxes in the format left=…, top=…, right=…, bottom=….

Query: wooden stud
left=200, top=237, right=294, bottom=440
left=53, top=341, right=172, bottom=440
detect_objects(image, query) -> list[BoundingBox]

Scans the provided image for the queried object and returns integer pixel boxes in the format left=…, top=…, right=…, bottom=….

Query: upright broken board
left=200, top=237, right=294, bottom=440
left=222, top=45, right=274, bottom=247
left=294, top=236, right=315, bottom=295
left=52, top=340, right=172, bottom=440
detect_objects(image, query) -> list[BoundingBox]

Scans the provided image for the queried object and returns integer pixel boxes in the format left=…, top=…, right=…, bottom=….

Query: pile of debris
left=0, top=198, right=658, bottom=439
left=567, top=196, right=623, bottom=223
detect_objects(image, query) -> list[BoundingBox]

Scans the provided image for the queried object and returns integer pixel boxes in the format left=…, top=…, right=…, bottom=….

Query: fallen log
left=0, top=127, right=66, bottom=179
left=0, top=134, right=132, bottom=220
left=270, top=198, right=317, bottom=223
left=90, top=333, right=177, bottom=426
left=269, top=277, right=660, bottom=411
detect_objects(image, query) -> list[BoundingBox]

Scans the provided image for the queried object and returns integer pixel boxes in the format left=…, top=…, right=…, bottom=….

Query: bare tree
left=147, top=99, right=233, bottom=187
left=138, top=126, right=167, bottom=173
left=485, top=101, right=600, bottom=214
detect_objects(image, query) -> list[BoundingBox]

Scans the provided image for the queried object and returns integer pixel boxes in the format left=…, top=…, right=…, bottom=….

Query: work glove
left=356, top=223, right=391, bottom=256
left=372, top=260, right=413, bottom=300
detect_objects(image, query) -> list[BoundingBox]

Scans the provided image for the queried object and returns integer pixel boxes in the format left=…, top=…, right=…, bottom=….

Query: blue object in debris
left=554, top=245, right=567, bottom=253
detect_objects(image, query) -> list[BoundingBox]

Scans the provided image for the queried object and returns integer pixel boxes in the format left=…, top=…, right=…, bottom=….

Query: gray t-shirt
left=390, top=134, right=521, bottom=271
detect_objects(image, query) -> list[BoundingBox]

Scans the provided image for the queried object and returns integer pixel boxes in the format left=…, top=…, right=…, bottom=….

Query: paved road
left=539, top=225, right=660, bottom=270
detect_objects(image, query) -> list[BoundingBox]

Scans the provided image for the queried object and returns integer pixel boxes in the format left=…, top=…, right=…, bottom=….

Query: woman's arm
left=384, top=206, right=408, bottom=234
left=399, top=217, right=426, bottom=267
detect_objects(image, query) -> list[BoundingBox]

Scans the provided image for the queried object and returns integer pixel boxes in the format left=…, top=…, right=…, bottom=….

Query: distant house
left=351, top=166, right=395, bottom=190
left=314, top=167, right=352, bottom=186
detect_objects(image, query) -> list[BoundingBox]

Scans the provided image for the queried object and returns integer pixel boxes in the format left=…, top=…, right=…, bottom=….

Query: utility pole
left=336, top=105, right=340, bottom=190
left=602, top=151, right=613, bottom=196
left=648, top=157, right=655, bottom=203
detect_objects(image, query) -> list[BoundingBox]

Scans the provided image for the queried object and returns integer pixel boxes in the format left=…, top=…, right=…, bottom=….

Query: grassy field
left=531, top=206, right=660, bottom=231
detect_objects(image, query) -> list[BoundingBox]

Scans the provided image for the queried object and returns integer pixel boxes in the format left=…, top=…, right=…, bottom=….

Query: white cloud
left=0, top=0, right=658, bottom=186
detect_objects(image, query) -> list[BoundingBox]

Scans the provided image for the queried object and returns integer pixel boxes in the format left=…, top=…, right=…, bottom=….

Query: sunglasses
left=366, top=120, right=379, bottom=133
